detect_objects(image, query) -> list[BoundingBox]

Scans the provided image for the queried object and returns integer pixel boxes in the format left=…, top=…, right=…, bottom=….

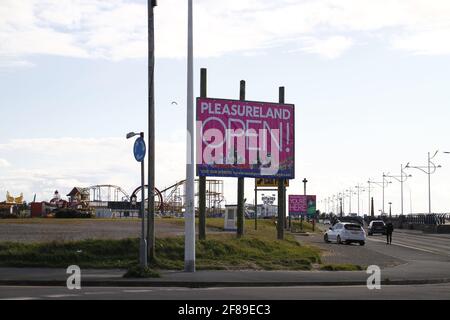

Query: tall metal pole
left=355, top=185, right=361, bottom=216
left=147, top=0, right=156, bottom=262
left=382, top=173, right=385, bottom=215
left=400, top=164, right=404, bottom=216
left=348, top=189, right=352, bottom=214
left=428, top=152, right=432, bottom=214
left=185, top=0, right=195, bottom=272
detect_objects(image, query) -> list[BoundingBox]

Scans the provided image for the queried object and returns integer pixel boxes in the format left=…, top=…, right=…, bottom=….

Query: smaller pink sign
left=289, top=195, right=307, bottom=215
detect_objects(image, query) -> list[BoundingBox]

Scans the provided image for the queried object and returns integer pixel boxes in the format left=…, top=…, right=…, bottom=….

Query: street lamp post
left=405, top=151, right=442, bottom=215
left=385, top=164, right=412, bottom=216
left=344, top=188, right=356, bottom=215
left=355, top=184, right=365, bottom=216
left=368, top=178, right=391, bottom=215
left=388, top=202, right=392, bottom=217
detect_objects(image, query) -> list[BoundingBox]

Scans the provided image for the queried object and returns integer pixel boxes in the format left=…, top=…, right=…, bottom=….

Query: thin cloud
left=298, top=36, right=354, bottom=59
left=0, top=158, right=11, bottom=167
left=2, top=0, right=450, bottom=66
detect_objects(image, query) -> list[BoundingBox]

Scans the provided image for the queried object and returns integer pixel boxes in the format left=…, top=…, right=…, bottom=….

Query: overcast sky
left=1, top=0, right=450, bottom=214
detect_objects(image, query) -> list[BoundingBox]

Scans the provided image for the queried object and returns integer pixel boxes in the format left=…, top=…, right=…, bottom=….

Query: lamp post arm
left=406, top=165, right=429, bottom=175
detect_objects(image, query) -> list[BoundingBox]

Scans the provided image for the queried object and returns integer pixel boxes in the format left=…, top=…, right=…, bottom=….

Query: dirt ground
left=0, top=219, right=217, bottom=243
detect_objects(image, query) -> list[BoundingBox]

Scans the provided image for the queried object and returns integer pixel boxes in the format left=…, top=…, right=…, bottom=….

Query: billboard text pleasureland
left=196, top=97, right=295, bottom=179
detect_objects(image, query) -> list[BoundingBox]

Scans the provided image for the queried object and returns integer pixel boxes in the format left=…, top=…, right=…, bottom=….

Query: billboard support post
left=277, top=86, right=285, bottom=240
left=237, top=80, right=246, bottom=238
left=254, top=179, right=258, bottom=230
left=198, top=68, right=207, bottom=240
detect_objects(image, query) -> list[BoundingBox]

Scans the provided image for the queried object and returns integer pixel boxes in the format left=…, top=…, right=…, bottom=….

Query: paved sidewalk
left=1, top=260, right=450, bottom=288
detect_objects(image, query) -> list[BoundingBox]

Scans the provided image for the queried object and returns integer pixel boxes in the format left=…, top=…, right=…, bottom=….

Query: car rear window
left=345, top=224, right=362, bottom=230
left=372, top=222, right=385, bottom=227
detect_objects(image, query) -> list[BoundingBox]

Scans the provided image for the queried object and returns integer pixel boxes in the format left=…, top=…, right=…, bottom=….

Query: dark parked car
left=368, top=220, right=386, bottom=236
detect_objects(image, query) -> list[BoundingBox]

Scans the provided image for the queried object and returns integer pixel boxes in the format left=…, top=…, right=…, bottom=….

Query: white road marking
left=83, top=291, right=116, bottom=295
left=44, top=294, right=81, bottom=298
left=2, top=297, right=39, bottom=300
left=122, top=289, right=153, bottom=293
left=367, top=237, right=450, bottom=256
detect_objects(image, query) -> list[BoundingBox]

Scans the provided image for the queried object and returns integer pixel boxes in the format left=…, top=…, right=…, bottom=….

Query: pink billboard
left=289, top=195, right=307, bottom=215
left=196, top=97, right=295, bottom=179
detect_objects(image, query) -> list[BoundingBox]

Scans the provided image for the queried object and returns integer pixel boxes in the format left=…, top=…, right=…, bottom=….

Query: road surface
left=1, top=283, right=450, bottom=300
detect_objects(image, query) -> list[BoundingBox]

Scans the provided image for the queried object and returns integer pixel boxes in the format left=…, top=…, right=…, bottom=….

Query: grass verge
left=123, top=265, right=160, bottom=278
left=319, top=264, right=364, bottom=271
left=0, top=220, right=321, bottom=271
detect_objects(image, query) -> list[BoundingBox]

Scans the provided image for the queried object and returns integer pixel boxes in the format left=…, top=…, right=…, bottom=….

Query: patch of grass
left=319, top=264, right=364, bottom=271
left=123, top=265, right=160, bottom=278
left=290, top=221, right=319, bottom=233
left=0, top=220, right=321, bottom=271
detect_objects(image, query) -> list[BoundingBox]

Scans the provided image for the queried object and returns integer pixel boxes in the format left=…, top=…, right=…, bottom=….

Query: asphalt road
left=366, top=229, right=450, bottom=258
left=1, top=284, right=450, bottom=300
left=306, top=225, right=450, bottom=268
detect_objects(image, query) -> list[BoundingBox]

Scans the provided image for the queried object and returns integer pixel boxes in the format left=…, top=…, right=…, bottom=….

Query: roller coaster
left=84, top=179, right=225, bottom=215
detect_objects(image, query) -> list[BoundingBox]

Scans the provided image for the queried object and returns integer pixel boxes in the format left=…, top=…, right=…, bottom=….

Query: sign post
left=129, top=132, right=147, bottom=268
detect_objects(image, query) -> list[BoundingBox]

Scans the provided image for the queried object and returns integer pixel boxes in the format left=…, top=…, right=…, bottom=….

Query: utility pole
left=184, top=0, right=195, bottom=272
left=147, top=0, right=157, bottom=263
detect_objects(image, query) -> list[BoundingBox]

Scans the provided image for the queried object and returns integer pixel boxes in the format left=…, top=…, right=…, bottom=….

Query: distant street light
left=354, top=184, right=366, bottom=216
left=384, top=164, right=412, bottom=216
left=405, top=151, right=442, bottom=215
left=368, top=177, right=391, bottom=215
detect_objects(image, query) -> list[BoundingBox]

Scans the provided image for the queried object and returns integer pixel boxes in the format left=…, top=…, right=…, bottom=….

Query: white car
left=324, top=222, right=366, bottom=246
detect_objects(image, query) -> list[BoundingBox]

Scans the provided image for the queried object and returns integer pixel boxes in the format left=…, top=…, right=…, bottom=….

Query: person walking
left=386, top=220, right=394, bottom=245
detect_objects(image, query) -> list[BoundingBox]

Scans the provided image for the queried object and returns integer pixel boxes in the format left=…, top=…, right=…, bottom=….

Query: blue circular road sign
left=133, top=137, right=146, bottom=162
